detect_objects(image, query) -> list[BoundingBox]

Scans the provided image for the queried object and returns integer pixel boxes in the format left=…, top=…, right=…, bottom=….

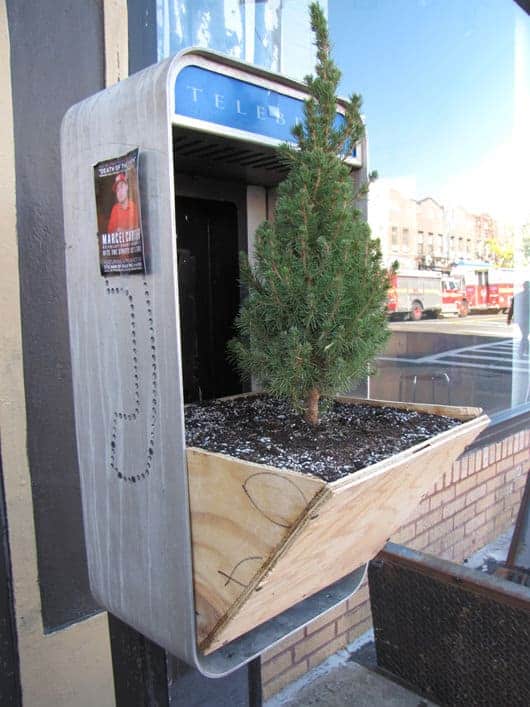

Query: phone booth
left=61, top=49, right=367, bottom=677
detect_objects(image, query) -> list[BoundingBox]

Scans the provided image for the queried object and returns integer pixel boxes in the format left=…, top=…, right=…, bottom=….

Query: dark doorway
left=176, top=196, right=243, bottom=403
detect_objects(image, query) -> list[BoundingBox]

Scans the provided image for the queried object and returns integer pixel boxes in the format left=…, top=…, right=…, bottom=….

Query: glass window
left=329, top=0, right=530, bottom=416
left=156, top=0, right=327, bottom=80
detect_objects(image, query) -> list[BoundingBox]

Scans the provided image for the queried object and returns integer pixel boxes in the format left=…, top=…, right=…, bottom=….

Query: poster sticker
left=93, top=148, right=145, bottom=275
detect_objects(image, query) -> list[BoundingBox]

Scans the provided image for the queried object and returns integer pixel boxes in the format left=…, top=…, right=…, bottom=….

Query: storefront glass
left=156, top=0, right=327, bottom=80
left=328, top=0, right=530, bottom=417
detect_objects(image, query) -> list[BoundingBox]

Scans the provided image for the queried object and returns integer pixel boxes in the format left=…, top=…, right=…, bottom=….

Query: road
left=349, top=314, right=530, bottom=414
left=389, top=313, right=514, bottom=338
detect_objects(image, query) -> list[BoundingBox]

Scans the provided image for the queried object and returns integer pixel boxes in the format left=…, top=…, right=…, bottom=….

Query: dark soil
left=184, top=395, right=462, bottom=482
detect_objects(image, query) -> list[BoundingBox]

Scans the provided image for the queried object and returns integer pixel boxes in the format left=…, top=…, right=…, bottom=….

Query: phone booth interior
left=61, top=49, right=366, bottom=677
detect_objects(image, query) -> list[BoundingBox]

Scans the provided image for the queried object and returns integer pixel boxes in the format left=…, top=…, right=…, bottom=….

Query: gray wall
left=6, top=0, right=105, bottom=630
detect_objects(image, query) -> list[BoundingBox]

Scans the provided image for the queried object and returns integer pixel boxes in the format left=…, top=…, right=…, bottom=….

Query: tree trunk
left=304, top=387, right=320, bottom=426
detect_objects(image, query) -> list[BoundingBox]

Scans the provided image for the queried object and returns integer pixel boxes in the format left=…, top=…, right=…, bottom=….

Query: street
left=350, top=314, right=530, bottom=414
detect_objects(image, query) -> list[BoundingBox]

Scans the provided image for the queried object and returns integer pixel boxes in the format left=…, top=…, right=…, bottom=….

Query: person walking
left=507, top=280, right=530, bottom=357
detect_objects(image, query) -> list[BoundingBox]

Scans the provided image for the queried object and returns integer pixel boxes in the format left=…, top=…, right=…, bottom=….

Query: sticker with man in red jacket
left=94, top=148, right=145, bottom=275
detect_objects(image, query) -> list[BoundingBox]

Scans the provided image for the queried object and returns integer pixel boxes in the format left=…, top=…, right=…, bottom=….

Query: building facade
left=370, top=182, right=519, bottom=272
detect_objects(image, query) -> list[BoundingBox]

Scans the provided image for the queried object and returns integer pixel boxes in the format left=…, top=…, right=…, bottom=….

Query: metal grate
left=369, top=544, right=530, bottom=707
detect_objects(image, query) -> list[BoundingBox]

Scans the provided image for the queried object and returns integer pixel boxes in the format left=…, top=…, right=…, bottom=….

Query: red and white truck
left=387, top=269, right=470, bottom=320
left=387, top=269, right=444, bottom=321
left=450, top=263, right=514, bottom=313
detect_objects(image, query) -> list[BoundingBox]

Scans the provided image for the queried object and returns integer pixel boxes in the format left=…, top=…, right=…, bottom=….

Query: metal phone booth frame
left=61, top=49, right=367, bottom=677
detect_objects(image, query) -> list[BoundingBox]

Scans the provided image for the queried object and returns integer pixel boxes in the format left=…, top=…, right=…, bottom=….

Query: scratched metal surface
left=61, top=54, right=198, bottom=665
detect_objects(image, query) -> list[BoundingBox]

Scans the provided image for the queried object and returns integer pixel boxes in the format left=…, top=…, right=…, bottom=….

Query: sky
left=328, top=0, right=530, bottom=222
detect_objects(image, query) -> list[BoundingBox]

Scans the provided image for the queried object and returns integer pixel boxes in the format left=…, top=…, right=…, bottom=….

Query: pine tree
left=228, top=2, right=392, bottom=426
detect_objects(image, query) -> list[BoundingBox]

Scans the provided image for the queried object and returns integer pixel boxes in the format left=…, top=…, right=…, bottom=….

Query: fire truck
left=441, top=275, right=468, bottom=316
left=450, top=263, right=514, bottom=313
left=387, top=269, right=444, bottom=321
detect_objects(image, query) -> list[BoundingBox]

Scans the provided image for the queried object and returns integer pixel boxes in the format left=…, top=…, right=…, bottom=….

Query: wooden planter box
left=187, top=395, right=488, bottom=655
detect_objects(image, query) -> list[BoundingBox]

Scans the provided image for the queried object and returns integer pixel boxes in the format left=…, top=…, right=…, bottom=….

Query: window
left=330, top=0, right=530, bottom=422
left=402, top=228, right=409, bottom=251
left=391, top=226, right=398, bottom=249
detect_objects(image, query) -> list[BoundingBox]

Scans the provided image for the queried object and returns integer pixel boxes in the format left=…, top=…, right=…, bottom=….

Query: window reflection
left=329, top=0, right=529, bottom=414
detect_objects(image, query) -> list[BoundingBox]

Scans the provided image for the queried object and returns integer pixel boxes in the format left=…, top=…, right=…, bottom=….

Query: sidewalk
left=265, top=631, right=436, bottom=706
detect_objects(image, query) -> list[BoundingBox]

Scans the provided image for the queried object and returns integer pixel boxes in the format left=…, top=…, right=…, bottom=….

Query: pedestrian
left=507, top=280, right=530, bottom=357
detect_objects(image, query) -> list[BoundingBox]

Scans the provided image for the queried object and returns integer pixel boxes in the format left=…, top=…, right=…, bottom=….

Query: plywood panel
left=187, top=449, right=326, bottom=644
left=188, top=404, right=488, bottom=653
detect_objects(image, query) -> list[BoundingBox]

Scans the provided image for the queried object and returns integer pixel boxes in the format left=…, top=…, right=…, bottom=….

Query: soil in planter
left=185, top=395, right=462, bottom=482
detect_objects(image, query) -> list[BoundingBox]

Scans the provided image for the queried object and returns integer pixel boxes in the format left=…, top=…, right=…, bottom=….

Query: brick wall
left=261, top=429, right=530, bottom=699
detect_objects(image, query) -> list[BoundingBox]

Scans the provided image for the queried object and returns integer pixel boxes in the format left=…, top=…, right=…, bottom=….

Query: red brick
left=513, top=434, right=521, bottom=454
left=505, top=464, right=524, bottom=483
left=307, top=635, right=348, bottom=671
left=391, top=521, right=416, bottom=544
left=415, top=508, right=443, bottom=535
left=443, top=525, right=465, bottom=550
left=497, top=456, right=515, bottom=474
left=429, top=492, right=443, bottom=511
left=263, top=659, right=309, bottom=699
left=294, top=623, right=336, bottom=662
left=410, top=530, right=430, bottom=551
left=475, top=464, right=497, bottom=485
left=494, top=508, right=515, bottom=532
left=416, top=496, right=430, bottom=516
left=514, top=473, right=529, bottom=491
left=486, top=474, right=506, bottom=494
left=306, top=603, right=345, bottom=635
left=465, top=511, right=486, bottom=534
left=261, top=650, right=294, bottom=683
left=442, top=494, right=467, bottom=520
left=485, top=503, right=505, bottom=524
left=263, top=627, right=305, bottom=660
left=428, top=517, right=454, bottom=544
left=495, top=442, right=503, bottom=462
left=347, top=616, right=373, bottom=645
left=455, top=475, right=477, bottom=496
left=452, top=538, right=476, bottom=562
left=453, top=505, right=477, bottom=529
left=514, top=450, right=530, bottom=466
left=466, top=484, right=487, bottom=505
left=429, top=485, right=456, bottom=511
left=495, top=483, right=514, bottom=502
left=504, top=489, right=524, bottom=513
left=337, top=602, right=371, bottom=635
left=347, top=582, right=369, bottom=610
left=475, top=491, right=496, bottom=514
left=481, top=519, right=497, bottom=544
left=501, top=439, right=508, bottom=459
left=506, top=437, right=514, bottom=456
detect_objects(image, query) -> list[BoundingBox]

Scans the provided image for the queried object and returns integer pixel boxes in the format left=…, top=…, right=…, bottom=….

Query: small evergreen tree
left=228, top=2, right=392, bottom=426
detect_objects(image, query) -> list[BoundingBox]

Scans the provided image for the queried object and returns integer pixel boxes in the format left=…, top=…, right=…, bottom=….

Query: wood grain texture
left=186, top=449, right=326, bottom=646
left=187, top=398, right=488, bottom=653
